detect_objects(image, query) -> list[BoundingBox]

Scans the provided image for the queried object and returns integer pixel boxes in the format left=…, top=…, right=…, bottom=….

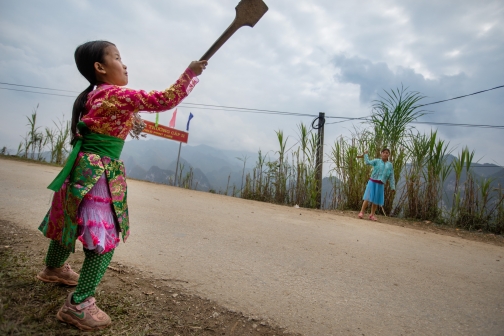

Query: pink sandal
left=358, top=212, right=364, bottom=219
left=369, top=215, right=378, bottom=221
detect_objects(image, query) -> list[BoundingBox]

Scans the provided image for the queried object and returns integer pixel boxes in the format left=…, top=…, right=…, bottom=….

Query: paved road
left=1, top=158, right=503, bottom=335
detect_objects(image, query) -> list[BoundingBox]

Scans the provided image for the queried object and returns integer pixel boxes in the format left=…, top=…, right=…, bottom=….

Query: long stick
left=200, top=0, right=268, bottom=61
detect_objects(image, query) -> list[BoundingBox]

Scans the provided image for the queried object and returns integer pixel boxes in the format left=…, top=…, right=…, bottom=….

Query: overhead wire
left=0, top=82, right=80, bottom=93
left=179, top=102, right=317, bottom=117
left=0, top=87, right=76, bottom=98
left=325, top=116, right=504, bottom=129
left=416, top=85, right=504, bottom=107
left=1, top=82, right=504, bottom=129
left=3, top=81, right=504, bottom=167
left=323, top=84, right=504, bottom=129
left=0, top=85, right=318, bottom=117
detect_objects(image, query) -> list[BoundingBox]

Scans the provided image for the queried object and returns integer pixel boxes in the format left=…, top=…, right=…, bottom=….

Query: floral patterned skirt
left=77, top=173, right=120, bottom=254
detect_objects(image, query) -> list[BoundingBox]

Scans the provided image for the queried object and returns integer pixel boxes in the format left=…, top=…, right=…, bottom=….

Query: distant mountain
left=120, top=139, right=257, bottom=192
left=120, top=138, right=181, bottom=171
left=121, top=141, right=504, bottom=208
left=14, top=143, right=504, bottom=206
left=418, top=154, right=504, bottom=209
left=144, top=165, right=176, bottom=185
left=442, top=154, right=503, bottom=181
left=489, top=169, right=504, bottom=188
left=125, top=158, right=212, bottom=191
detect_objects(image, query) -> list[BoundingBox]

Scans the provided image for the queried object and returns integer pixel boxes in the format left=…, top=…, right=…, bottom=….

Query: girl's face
left=381, top=150, right=390, bottom=161
left=95, top=45, right=128, bottom=86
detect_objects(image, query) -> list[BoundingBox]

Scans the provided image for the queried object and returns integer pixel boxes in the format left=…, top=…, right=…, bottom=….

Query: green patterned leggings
left=45, top=240, right=114, bottom=304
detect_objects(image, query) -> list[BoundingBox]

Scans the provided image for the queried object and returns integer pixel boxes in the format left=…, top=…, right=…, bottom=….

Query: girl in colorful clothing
left=357, top=148, right=395, bottom=221
left=36, top=40, right=207, bottom=331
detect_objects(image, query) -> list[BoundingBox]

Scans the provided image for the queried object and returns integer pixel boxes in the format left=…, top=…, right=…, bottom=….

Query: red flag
left=169, top=108, right=177, bottom=128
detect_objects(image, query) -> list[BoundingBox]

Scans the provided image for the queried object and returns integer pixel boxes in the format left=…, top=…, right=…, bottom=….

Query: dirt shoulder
left=325, top=209, right=504, bottom=247
left=0, top=219, right=298, bottom=336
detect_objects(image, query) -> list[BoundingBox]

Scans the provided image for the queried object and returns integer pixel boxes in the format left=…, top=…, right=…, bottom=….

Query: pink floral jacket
left=39, top=69, right=198, bottom=251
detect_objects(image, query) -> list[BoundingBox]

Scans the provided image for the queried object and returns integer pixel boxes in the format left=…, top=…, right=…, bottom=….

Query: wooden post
left=315, top=112, right=325, bottom=209
left=174, top=142, right=182, bottom=186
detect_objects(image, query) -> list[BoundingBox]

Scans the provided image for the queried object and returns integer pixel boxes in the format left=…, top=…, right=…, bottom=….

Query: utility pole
left=174, top=142, right=182, bottom=186
left=314, top=112, right=325, bottom=209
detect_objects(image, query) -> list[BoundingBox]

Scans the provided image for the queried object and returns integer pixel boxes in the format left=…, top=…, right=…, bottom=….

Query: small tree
left=370, top=86, right=426, bottom=214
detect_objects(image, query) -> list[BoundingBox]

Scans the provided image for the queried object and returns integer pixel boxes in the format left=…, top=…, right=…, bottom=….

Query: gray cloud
left=0, top=0, right=503, bottom=166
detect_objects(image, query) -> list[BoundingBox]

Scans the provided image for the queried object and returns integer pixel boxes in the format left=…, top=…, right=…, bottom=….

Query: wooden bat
left=200, top=0, right=268, bottom=61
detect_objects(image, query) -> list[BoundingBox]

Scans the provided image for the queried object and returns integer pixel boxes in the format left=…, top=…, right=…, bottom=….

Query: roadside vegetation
left=238, top=87, right=504, bottom=234
left=8, top=104, right=71, bottom=165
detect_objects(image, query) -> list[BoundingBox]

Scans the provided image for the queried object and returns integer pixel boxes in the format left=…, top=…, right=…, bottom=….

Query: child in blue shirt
left=357, top=148, right=395, bottom=221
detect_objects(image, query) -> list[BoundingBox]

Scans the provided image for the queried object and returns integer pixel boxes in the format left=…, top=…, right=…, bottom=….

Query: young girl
left=357, top=148, right=395, bottom=221
left=36, top=40, right=207, bottom=331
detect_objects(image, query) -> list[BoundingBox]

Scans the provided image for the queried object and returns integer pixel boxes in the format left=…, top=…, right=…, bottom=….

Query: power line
left=2, top=81, right=503, bottom=109
left=0, top=86, right=318, bottom=117
left=325, top=116, right=369, bottom=123
left=411, top=121, right=504, bottom=129
left=179, top=104, right=316, bottom=117
left=180, top=102, right=317, bottom=117
left=0, top=82, right=80, bottom=93
left=417, top=85, right=504, bottom=107
left=2, top=82, right=504, bottom=129
left=0, top=87, right=76, bottom=98
left=326, top=116, right=504, bottom=129
left=324, top=84, right=504, bottom=120
left=0, top=82, right=316, bottom=116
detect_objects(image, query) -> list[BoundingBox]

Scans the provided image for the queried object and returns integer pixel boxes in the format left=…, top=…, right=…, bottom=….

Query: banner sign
left=142, top=120, right=189, bottom=143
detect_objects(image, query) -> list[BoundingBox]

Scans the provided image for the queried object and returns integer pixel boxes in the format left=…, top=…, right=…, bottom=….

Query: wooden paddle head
left=235, top=0, right=269, bottom=28
left=199, top=0, right=269, bottom=61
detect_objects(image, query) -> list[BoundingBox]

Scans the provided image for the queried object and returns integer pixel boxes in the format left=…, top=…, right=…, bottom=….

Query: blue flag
left=186, top=112, right=194, bottom=131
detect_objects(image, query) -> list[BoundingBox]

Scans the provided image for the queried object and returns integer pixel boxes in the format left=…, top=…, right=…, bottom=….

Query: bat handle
left=200, top=20, right=241, bottom=61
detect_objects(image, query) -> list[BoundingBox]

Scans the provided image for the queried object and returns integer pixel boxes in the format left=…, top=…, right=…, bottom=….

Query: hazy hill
left=120, top=139, right=257, bottom=192
left=120, top=142, right=504, bottom=208
left=22, top=141, right=503, bottom=208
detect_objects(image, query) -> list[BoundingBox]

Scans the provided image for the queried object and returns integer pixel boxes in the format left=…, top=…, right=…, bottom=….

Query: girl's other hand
left=188, top=60, right=208, bottom=76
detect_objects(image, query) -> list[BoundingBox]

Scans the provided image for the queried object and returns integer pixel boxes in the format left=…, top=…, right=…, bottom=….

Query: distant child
left=357, top=148, right=395, bottom=221
left=36, top=40, right=207, bottom=331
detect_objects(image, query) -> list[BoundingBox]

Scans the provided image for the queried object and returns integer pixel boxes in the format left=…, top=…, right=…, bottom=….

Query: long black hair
left=71, top=40, right=115, bottom=139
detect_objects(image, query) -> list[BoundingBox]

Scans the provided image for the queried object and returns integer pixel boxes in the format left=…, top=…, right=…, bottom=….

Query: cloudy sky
left=1, top=0, right=503, bottom=168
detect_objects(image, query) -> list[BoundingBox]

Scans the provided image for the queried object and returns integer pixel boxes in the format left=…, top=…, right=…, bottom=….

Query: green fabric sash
left=47, top=122, right=125, bottom=192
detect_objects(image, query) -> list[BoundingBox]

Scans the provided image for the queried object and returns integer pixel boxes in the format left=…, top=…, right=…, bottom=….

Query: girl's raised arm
left=111, top=68, right=199, bottom=114
left=363, top=152, right=377, bottom=166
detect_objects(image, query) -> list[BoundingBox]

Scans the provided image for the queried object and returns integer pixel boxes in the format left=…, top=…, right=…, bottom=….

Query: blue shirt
left=364, top=154, right=395, bottom=190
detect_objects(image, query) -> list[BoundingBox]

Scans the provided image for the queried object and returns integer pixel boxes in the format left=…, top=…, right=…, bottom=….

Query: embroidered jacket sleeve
left=111, top=68, right=198, bottom=113
left=83, top=68, right=198, bottom=139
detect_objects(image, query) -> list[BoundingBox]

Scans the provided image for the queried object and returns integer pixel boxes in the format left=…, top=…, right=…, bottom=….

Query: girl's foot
left=37, top=264, right=79, bottom=286
left=56, top=292, right=111, bottom=331
left=358, top=212, right=364, bottom=219
left=369, top=215, right=378, bottom=221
